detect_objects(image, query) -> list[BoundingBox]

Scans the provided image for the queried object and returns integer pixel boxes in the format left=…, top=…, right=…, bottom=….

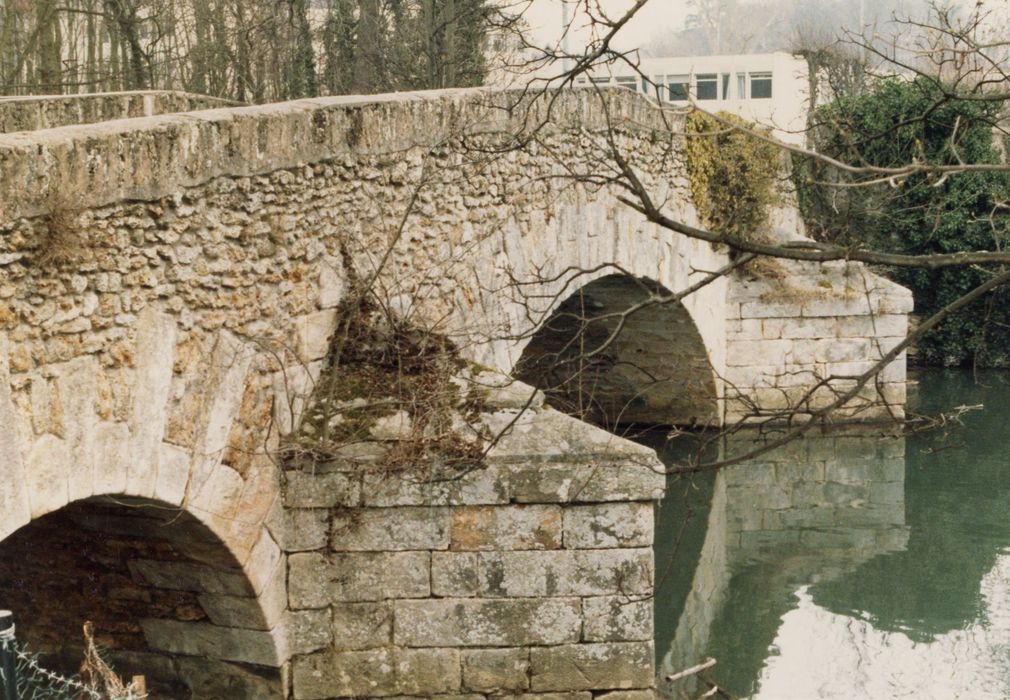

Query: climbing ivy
left=684, top=110, right=781, bottom=242
left=795, top=77, right=1010, bottom=367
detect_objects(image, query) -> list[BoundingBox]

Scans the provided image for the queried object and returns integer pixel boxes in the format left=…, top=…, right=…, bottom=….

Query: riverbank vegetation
left=794, top=77, right=1010, bottom=367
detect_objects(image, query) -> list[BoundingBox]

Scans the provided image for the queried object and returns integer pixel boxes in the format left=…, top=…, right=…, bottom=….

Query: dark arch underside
left=515, top=274, right=719, bottom=429
left=0, top=497, right=281, bottom=699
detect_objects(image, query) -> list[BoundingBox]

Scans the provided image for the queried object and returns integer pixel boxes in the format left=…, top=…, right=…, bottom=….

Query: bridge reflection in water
left=650, top=371, right=1010, bottom=700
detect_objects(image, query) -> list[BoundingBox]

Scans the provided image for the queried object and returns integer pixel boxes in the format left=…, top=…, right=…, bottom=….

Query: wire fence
left=0, top=613, right=145, bottom=700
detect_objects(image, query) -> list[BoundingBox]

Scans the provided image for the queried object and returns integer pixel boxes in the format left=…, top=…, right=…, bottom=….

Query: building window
left=750, top=72, right=772, bottom=98
left=615, top=76, right=637, bottom=91
left=590, top=76, right=612, bottom=84
left=722, top=73, right=730, bottom=99
left=668, top=76, right=689, bottom=101
left=737, top=73, right=746, bottom=99
left=696, top=73, right=718, bottom=100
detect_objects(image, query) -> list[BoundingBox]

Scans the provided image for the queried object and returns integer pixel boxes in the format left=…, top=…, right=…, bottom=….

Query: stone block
left=127, top=308, right=176, bottom=498
left=450, top=505, right=562, bottom=551
left=331, top=506, right=450, bottom=551
left=394, top=598, right=582, bottom=647
left=186, top=331, right=252, bottom=489
left=595, top=692, right=656, bottom=700
left=331, top=601, right=393, bottom=649
left=563, top=503, right=653, bottom=549
left=25, top=434, right=70, bottom=519
left=490, top=695, right=591, bottom=700
left=361, top=465, right=510, bottom=507
left=285, top=608, right=332, bottom=656
left=529, top=642, right=654, bottom=692
left=287, top=551, right=430, bottom=607
left=284, top=469, right=360, bottom=508
left=582, top=596, right=653, bottom=641
left=141, top=619, right=280, bottom=667
left=154, top=441, right=191, bottom=506
left=507, top=462, right=665, bottom=504
left=432, top=551, right=481, bottom=597
left=279, top=508, right=329, bottom=552
left=58, top=355, right=99, bottom=503
left=429, top=549, right=653, bottom=598
left=175, top=656, right=283, bottom=700
left=318, top=256, right=346, bottom=308
left=462, top=648, right=530, bottom=692
left=129, top=560, right=254, bottom=596
left=0, top=335, right=30, bottom=539
left=296, top=309, right=338, bottom=362
left=396, top=648, right=462, bottom=695
left=292, top=647, right=460, bottom=699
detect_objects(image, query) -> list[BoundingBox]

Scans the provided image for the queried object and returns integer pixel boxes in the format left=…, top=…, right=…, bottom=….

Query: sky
left=517, top=0, right=950, bottom=58
left=521, top=0, right=694, bottom=54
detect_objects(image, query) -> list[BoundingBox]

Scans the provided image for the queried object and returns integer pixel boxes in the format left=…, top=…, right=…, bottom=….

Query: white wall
left=578, top=52, right=811, bottom=145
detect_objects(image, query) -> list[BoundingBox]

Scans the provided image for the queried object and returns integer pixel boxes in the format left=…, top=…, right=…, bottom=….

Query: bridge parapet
left=0, top=90, right=239, bottom=134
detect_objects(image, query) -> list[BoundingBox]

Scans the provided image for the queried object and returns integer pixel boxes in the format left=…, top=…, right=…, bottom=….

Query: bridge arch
left=0, top=495, right=284, bottom=698
left=514, top=273, right=721, bottom=429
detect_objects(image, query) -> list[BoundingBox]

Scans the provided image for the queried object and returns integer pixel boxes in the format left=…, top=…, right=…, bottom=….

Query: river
left=650, top=370, right=1010, bottom=699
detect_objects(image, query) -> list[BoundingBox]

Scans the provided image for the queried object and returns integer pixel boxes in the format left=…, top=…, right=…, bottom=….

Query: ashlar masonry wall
left=282, top=385, right=666, bottom=699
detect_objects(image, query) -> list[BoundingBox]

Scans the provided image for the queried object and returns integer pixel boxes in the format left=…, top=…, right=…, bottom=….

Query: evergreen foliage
left=796, top=78, right=1010, bottom=367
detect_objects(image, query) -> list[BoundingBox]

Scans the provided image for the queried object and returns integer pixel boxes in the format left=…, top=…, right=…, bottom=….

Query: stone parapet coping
left=0, top=87, right=677, bottom=221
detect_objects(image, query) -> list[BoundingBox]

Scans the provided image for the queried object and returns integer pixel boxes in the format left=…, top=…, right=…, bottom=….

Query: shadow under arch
left=514, top=273, right=720, bottom=429
left=0, top=495, right=283, bottom=699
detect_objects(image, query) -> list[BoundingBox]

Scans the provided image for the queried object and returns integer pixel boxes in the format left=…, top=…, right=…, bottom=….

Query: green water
left=652, top=371, right=1010, bottom=700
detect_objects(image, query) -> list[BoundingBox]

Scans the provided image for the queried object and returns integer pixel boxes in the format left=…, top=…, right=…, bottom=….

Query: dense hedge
left=795, top=77, right=1010, bottom=367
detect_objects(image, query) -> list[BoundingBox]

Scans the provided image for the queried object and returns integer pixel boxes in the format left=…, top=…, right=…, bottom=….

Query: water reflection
left=652, top=371, right=1010, bottom=699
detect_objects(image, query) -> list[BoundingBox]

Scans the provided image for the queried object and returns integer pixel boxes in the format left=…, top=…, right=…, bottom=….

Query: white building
left=576, top=52, right=811, bottom=144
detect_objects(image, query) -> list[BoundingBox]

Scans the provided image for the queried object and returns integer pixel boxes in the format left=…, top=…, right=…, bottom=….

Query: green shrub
left=795, top=77, right=1010, bottom=367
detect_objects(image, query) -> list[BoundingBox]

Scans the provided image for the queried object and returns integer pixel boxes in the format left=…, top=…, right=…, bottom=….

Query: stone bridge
left=0, top=89, right=911, bottom=698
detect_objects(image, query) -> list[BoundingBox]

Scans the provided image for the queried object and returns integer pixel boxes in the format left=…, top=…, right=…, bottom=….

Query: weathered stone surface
left=430, top=549, right=653, bottom=598
left=485, top=410, right=663, bottom=464
left=394, top=598, right=582, bottom=647
left=331, top=506, right=450, bottom=551
left=462, top=648, right=530, bottom=692
left=279, top=508, right=329, bottom=551
left=0, top=90, right=236, bottom=133
left=58, top=356, right=99, bottom=503
left=288, top=551, right=430, bottom=607
left=25, top=434, right=70, bottom=518
left=361, top=466, right=510, bottom=507
left=0, top=336, right=30, bottom=537
left=285, top=608, right=332, bottom=656
left=450, top=505, right=562, bottom=551
left=595, top=691, right=656, bottom=700
left=506, top=462, right=665, bottom=504
left=128, top=560, right=254, bottom=596
left=141, top=618, right=280, bottom=667
left=296, top=310, right=339, bottom=362
left=127, top=308, right=176, bottom=498
left=563, top=503, right=653, bottom=549
left=582, top=596, right=653, bottom=642
left=175, top=656, right=283, bottom=700
left=529, top=642, right=654, bottom=691
left=292, top=648, right=460, bottom=699
left=285, top=469, right=360, bottom=508
left=331, top=601, right=393, bottom=649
